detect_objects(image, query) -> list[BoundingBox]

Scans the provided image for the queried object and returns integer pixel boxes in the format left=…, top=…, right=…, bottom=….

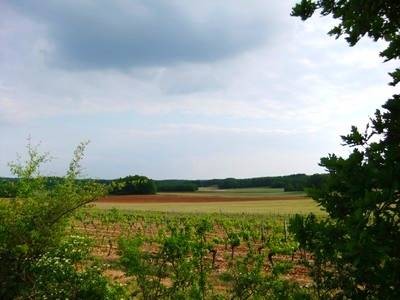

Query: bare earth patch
left=97, top=194, right=308, bottom=204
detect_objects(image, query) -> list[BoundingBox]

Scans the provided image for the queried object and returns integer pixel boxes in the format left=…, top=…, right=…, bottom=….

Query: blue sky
left=0, top=0, right=397, bottom=179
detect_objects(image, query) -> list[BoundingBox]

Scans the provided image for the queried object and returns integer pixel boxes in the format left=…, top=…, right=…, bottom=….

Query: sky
left=0, top=0, right=397, bottom=180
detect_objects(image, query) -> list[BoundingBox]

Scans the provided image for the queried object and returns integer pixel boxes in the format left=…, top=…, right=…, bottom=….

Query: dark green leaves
left=290, top=1, right=400, bottom=297
left=291, top=0, right=318, bottom=20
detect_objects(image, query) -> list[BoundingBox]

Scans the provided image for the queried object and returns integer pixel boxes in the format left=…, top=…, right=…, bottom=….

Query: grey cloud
left=9, top=0, right=276, bottom=70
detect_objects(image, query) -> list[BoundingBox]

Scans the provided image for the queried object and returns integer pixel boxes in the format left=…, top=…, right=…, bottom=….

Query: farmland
left=95, top=187, right=324, bottom=215
left=63, top=188, right=321, bottom=297
left=61, top=187, right=321, bottom=297
left=0, top=180, right=323, bottom=298
left=69, top=208, right=314, bottom=298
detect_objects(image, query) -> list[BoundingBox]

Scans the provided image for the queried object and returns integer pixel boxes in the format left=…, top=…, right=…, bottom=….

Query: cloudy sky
left=0, top=1, right=397, bottom=179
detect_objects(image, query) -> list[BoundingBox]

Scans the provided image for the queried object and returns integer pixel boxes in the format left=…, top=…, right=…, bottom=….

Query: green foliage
left=110, top=175, right=157, bottom=195
left=119, top=228, right=211, bottom=299
left=0, top=179, right=17, bottom=197
left=150, top=174, right=327, bottom=192
left=291, top=97, right=400, bottom=298
left=290, top=1, right=400, bottom=298
left=103, top=211, right=311, bottom=299
left=0, top=141, right=112, bottom=298
left=156, top=180, right=199, bottom=192
left=226, top=250, right=309, bottom=300
left=32, top=235, right=126, bottom=299
left=118, top=218, right=215, bottom=299
left=197, top=174, right=327, bottom=191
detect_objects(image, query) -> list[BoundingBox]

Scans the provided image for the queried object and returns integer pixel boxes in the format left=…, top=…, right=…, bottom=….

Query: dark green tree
left=110, top=175, right=157, bottom=195
left=289, top=1, right=400, bottom=299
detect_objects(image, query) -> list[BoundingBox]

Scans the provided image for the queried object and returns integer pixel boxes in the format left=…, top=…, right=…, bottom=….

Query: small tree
left=0, top=141, right=108, bottom=298
left=289, top=1, right=400, bottom=299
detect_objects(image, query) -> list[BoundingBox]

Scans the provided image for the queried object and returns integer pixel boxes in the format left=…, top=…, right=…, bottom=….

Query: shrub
left=0, top=141, right=119, bottom=299
left=0, top=179, right=17, bottom=198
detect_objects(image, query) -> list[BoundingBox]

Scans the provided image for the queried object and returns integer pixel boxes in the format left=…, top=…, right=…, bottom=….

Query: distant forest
left=0, top=173, right=327, bottom=196
left=192, top=173, right=327, bottom=191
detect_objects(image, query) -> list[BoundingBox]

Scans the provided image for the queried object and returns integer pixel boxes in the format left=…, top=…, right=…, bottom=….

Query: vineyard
left=69, top=208, right=314, bottom=299
left=3, top=0, right=399, bottom=297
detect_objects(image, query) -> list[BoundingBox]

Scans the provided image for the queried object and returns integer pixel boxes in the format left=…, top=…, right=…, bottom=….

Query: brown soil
left=97, top=194, right=307, bottom=204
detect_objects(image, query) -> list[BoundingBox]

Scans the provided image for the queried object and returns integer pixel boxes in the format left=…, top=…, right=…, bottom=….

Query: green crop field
left=94, top=198, right=323, bottom=215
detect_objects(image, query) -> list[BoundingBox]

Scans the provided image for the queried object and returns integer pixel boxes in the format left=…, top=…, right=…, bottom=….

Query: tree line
left=192, top=173, right=327, bottom=191
left=0, top=173, right=327, bottom=197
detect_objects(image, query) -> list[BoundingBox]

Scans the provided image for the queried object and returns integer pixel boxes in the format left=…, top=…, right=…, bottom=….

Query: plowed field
left=97, top=193, right=308, bottom=204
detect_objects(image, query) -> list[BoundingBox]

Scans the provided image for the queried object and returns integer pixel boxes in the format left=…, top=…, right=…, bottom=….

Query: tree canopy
left=289, top=1, right=400, bottom=299
left=110, top=175, right=157, bottom=195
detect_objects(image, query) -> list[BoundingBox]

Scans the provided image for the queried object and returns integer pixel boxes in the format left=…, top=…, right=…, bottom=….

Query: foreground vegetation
left=0, top=142, right=125, bottom=298
left=70, top=208, right=314, bottom=299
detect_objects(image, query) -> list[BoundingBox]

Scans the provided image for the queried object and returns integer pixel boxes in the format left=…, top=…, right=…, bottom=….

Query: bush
left=0, top=179, right=17, bottom=198
left=32, top=235, right=126, bottom=299
left=0, top=141, right=122, bottom=299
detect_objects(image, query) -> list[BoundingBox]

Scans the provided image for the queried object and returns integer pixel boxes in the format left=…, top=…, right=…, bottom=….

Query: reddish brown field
left=97, top=194, right=307, bottom=204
